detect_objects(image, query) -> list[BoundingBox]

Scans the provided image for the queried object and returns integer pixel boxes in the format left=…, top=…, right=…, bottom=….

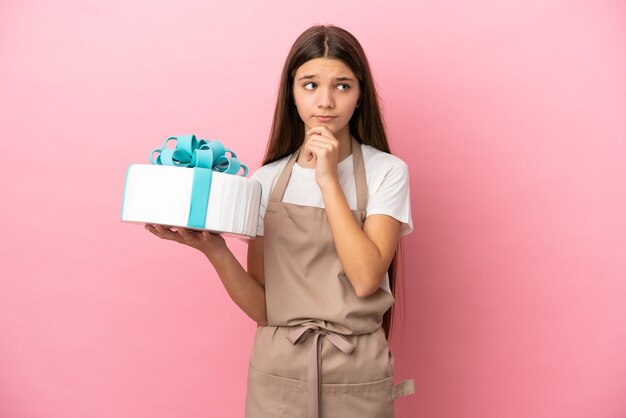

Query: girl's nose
left=317, top=87, right=335, bottom=109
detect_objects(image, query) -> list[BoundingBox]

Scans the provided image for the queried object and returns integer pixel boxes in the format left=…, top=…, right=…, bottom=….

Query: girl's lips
left=315, top=116, right=336, bottom=122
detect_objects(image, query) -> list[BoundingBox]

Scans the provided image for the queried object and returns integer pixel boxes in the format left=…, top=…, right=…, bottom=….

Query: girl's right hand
left=144, top=224, right=227, bottom=259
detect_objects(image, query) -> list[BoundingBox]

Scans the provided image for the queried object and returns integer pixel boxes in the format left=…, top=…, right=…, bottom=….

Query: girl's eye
left=302, top=83, right=351, bottom=91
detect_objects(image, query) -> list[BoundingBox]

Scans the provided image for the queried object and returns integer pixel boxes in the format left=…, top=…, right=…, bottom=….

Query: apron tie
left=288, top=324, right=355, bottom=418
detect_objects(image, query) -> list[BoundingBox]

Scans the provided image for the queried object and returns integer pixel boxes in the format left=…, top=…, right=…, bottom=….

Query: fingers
left=145, top=224, right=196, bottom=243
left=304, top=140, right=336, bottom=161
left=145, top=224, right=175, bottom=240
left=306, top=133, right=337, bottom=147
left=307, top=125, right=334, bottom=138
left=178, top=227, right=202, bottom=242
left=305, top=127, right=339, bottom=154
left=306, top=141, right=334, bottom=152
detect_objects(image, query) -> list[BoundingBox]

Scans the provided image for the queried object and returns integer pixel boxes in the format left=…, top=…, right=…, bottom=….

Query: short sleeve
left=366, top=160, right=413, bottom=236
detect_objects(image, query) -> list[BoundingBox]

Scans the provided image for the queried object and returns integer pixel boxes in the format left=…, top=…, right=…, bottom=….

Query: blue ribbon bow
left=149, top=134, right=249, bottom=229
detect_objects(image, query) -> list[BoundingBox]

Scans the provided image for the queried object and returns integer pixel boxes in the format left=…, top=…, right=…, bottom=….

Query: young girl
left=146, top=24, right=414, bottom=418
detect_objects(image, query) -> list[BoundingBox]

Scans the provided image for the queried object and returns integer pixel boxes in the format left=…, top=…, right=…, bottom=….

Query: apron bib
left=245, top=138, right=414, bottom=418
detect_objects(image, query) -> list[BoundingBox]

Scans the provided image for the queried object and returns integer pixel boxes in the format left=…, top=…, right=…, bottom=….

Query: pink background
left=1, top=0, right=625, bottom=417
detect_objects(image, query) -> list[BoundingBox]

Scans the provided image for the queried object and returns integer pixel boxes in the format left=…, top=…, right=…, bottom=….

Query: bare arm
left=246, top=236, right=267, bottom=326
left=145, top=224, right=267, bottom=325
left=320, top=183, right=401, bottom=297
left=303, top=125, right=401, bottom=298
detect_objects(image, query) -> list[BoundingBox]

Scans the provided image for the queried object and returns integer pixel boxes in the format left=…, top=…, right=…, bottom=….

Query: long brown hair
left=262, top=25, right=403, bottom=340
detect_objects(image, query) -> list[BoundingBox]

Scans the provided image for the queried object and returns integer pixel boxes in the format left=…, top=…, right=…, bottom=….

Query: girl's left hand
left=144, top=224, right=228, bottom=260
left=303, top=125, right=340, bottom=188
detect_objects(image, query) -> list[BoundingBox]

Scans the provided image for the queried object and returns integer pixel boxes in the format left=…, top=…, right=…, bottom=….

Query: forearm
left=321, top=180, right=387, bottom=297
left=204, top=248, right=268, bottom=325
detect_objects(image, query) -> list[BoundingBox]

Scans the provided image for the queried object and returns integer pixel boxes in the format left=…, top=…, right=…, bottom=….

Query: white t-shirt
left=250, top=144, right=413, bottom=293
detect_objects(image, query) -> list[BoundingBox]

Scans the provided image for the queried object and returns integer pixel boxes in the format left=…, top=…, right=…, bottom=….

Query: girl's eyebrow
left=297, top=74, right=356, bottom=82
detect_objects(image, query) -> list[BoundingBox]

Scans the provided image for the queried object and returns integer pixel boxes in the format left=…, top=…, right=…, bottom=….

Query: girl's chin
left=304, top=123, right=343, bottom=134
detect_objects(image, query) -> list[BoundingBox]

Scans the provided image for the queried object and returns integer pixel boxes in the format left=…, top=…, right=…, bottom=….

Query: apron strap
left=269, top=147, right=300, bottom=202
left=288, top=324, right=355, bottom=418
left=269, top=137, right=368, bottom=215
left=351, top=137, right=368, bottom=214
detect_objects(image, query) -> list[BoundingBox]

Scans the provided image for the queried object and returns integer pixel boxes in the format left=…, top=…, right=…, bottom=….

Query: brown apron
left=245, top=137, right=414, bottom=418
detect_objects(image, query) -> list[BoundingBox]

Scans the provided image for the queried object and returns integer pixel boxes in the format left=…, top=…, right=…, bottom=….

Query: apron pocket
left=320, top=376, right=395, bottom=418
left=246, top=364, right=396, bottom=418
left=245, top=364, right=308, bottom=418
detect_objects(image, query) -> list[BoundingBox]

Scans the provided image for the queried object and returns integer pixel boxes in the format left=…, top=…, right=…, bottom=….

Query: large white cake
left=121, top=164, right=261, bottom=238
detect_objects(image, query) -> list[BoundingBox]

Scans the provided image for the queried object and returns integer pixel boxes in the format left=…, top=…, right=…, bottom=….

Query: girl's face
left=292, top=57, right=361, bottom=136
